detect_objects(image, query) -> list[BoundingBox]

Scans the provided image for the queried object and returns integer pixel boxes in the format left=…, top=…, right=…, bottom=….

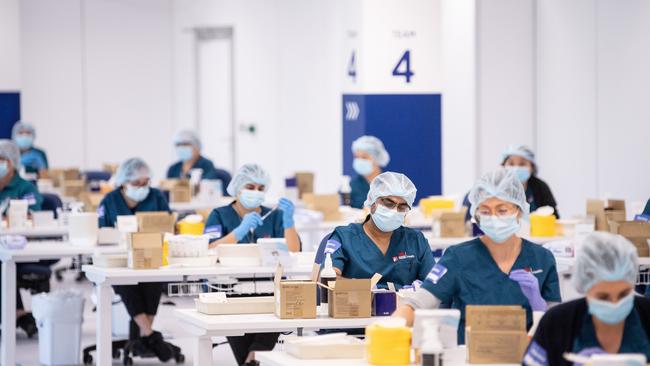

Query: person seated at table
left=462, top=145, right=560, bottom=224
left=204, top=163, right=299, bottom=366
left=11, top=122, right=49, bottom=177
left=524, top=232, right=650, bottom=365
left=318, top=171, right=434, bottom=289
left=393, top=169, right=561, bottom=344
left=166, top=130, right=231, bottom=196
left=349, top=135, right=390, bottom=209
left=0, top=139, right=44, bottom=337
left=97, top=157, right=175, bottom=362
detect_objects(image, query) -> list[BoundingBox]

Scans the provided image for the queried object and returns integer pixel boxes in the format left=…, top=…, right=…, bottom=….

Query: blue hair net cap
left=501, top=145, right=536, bottom=165
left=364, top=172, right=417, bottom=208
left=468, top=168, right=530, bottom=218
left=173, top=130, right=201, bottom=150
left=352, top=135, right=390, bottom=167
left=12, top=122, right=36, bottom=139
left=0, top=140, right=22, bottom=168
left=114, top=158, right=151, bottom=186
left=226, top=163, right=270, bottom=196
left=572, top=232, right=638, bottom=294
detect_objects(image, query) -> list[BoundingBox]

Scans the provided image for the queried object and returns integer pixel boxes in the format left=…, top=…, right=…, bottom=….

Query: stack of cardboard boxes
left=160, top=179, right=192, bottom=203
left=587, top=199, right=650, bottom=257
left=124, top=212, right=175, bottom=269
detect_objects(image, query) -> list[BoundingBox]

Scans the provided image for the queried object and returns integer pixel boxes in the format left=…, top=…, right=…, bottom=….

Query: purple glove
left=509, top=269, right=547, bottom=311
left=573, top=347, right=606, bottom=366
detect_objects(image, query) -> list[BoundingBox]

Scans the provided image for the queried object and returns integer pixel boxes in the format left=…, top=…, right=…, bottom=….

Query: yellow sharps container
left=366, top=318, right=411, bottom=365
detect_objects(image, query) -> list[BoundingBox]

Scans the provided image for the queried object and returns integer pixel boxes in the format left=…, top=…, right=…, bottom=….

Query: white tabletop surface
left=0, top=241, right=124, bottom=262
left=0, top=225, right=68, bottom=237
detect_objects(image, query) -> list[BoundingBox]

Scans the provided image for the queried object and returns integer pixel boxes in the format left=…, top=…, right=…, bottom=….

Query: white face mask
left=371, top=205, right=406, bottom=232
left=239, top=189, right=265, bottom=209
left=125, top=184, right=150, bottom=202
left=478, top=214, right=520, bottom=243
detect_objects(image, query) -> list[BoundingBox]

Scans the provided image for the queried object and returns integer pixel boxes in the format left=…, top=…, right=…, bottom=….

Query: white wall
left=0, top=0, right=21, bottom=90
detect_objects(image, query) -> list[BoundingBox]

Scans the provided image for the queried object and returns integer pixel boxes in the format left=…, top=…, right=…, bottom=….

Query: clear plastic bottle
left=319, top=253, right=337, bottom=314
left=338, top=176, right=352, bottom=206
left=420, top=320, right=443, bottom=366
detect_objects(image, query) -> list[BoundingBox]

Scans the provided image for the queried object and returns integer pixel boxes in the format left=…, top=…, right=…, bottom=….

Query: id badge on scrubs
left=205, top=225, right=222, bottom=240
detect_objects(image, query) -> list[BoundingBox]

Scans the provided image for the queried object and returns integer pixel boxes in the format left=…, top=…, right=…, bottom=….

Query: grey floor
left=6, top=258, right=242, bottom=366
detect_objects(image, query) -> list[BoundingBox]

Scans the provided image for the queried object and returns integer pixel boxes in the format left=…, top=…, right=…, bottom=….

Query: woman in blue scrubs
left=204, top=163, right=299, bottom=365
left=12, top=122, right=49, bottom=177
left=394, top=169, right=561, bottom=343
left=166, top=130, right=231, bottom=196
left=323, top=172, right=434, bottom=289
left=349, top=136, right=390, bottom=209
left=524, top=232, right=650, bottom=365
left=97, top=158, right=176, bottom=362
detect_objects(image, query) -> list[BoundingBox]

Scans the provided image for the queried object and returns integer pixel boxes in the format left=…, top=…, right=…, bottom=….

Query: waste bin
left=32, top=290, right=85, bottom=366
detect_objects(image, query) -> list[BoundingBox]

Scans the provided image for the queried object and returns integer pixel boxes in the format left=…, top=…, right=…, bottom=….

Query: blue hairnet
left=226, top=163, right=270, bottom=196
left=468, top=168, right=530, bottom=217
left=501, top=145, right=536, bottom=165
left=0, top=140, right=21, bottom=168
left=114, top=158, right=151, bottom=186
left=352, top=136, right=390, bottom=167
left=364, top=172, right=417, bottom=208
left=572, top=232, right=638, bottom=294
left=12, top=122, right=36, bottom=139
left=173, top=130, right=201, bottom=150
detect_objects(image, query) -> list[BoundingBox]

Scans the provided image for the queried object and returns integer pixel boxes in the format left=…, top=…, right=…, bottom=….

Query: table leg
left=193, top=335, right=214, bottom=366
left=1, top=260, right=17, bottom=366
left=95, top=283, right=112, bottom=366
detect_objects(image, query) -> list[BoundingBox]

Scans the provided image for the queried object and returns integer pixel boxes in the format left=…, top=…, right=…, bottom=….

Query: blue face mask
left=507, top=166, right=531, bottom=183
left=0, top=161, right=8, bottom=178
left=124, top=185, right=150, bottom=202
left=239, top=189, right=265, bottom=209
left=588, top=292, right=634, bottom=325
left=353, top=158, right=374, bottom=177
left=371, top=204, right=406, bottom=232
left=14, top=135, right=34, bottom=150
left=479, top=214, right=520, bottom=243
left=176, top=146, right=194, bottom=162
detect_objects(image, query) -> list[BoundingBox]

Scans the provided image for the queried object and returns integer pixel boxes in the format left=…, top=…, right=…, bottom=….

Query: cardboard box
left=609, top=221, right=650, bottom=257
left=303, top=193, right=341, bottom=221
left=327, top=275, right=380, bottom=318
left=136, top=212, right=176, bottom=233
left=170, top=186, right=192, bottom=203
left=102, top=163, right=119, bottom=174
left=466, top=305, right=527, bottom=364
left=274, top=264, right=318, bottom=319
left=295, top=172, right=314, bottom=199
left=127, top=232, right=163, bottom=269
left=440, top=210, right=467, bottom=237
left=79, top=192, right=104, bottom=212
left=587, top=199, right=626, bottom=231
left=62, top=179, right=86, bottom=198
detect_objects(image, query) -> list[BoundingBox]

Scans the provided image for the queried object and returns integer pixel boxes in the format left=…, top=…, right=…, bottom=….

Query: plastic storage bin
left=32, top=290, right=85, bottom=366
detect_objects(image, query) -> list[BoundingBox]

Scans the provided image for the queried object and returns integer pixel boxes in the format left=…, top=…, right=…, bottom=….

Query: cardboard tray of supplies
left=195, top=296, right=275, bottom=315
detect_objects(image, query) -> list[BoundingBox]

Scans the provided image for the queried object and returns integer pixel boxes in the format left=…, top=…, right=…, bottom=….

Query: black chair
left=41, top=193, right=63, bottom=218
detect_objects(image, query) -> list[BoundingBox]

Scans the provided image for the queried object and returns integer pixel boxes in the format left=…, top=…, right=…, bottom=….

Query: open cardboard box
left=609, top=220, right=650, bottom=257
left=303, top=193, right=341, bottom=221
left=465, top=305, right=528, bottom=364
left=322, top=273, right=381, bottom=318
left=127, top=232, right=163, bottom=269
left=136, top=212, right=176, bottom=233
left=295, top=172, right=314, bottom=199
left=440, top=208, right=468, bottom=238
left=587, top=199, right=626, bottom=231
left=274, top=264, right=319, bottom=319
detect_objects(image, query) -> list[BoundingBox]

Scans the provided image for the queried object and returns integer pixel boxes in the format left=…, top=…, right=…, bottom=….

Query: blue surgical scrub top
left=0, top=172, right=43, bottom=212
left=204, top=203, right=285, bottom=243
left=349, top=175, right=370, bottom=209
left=325, top=220, right=435, bottom=289
left=643, top=199, right=650, bottom=216
left=572, top=307, right=650, bottom=357
left=20, top=147, right=49, bottom=174
left=97, top=187, right=170, bottom=228
left=166, top=156, right=232, bottom=196
left=422, top=237, right=561, bottom=344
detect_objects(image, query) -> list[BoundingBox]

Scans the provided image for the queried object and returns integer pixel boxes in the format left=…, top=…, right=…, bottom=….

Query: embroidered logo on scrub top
left=324, top=239, right=342, bottom=254
left=522, top=340, right=548, bottom=366
left=22, top=193, right=36, bottom=205
left=392, top=251, right=415, bottom=262
left=204, top=225, right=222, bottom=240
left=97, top=205, right=105, bottom=219
left=426, top=263, right=448, bottom=284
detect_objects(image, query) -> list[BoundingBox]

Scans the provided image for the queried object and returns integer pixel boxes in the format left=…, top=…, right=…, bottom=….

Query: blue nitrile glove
left=278, top=198, right=295, bottom=229
left=21, top=151, right=46, bottom=170
left=233, top=212, right=263, bottom=241
left=509, top=269, right=547, bottom=311
left=573, top=347, right=606, bottom=366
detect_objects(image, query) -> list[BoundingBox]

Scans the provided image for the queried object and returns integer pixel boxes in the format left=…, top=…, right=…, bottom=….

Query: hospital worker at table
left=97, top=158, right=176, bottom=362
left=393, top=168, right=562, bottom=344
left=0, top=139, right=44, bottom=337
left=349, top=135, right=390, bottom=209
left=166, top=129, right=231, bottom=195
left=203, top=163, right=299, bottom=366
left=12, top=121, right=49, bottom=177
left=322, top=172, right=434, bottom=289
left=524, top=232, right=650, bottom=365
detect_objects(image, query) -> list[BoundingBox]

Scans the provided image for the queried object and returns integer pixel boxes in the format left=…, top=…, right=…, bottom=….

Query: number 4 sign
left=392, top=50, right=414, bottom=83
